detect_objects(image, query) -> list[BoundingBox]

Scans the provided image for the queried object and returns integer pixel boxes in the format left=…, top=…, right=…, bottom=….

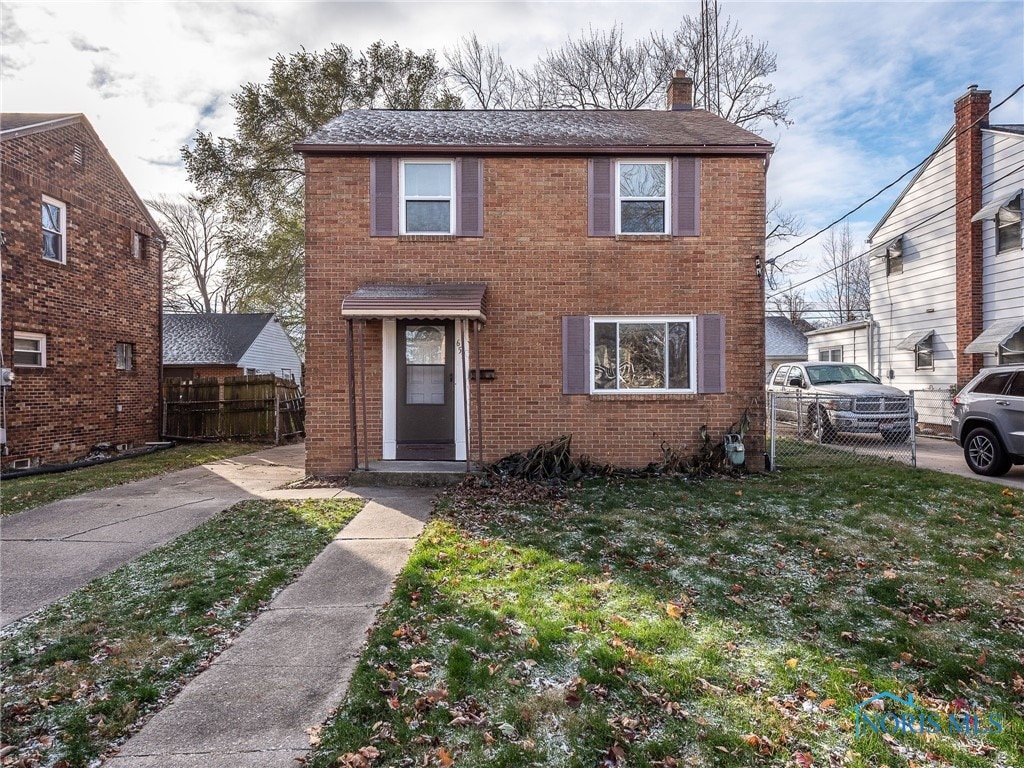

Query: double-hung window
left=997, top=192, right=1021, bottom=253
left=914, top=335, right=934, bottom=371
left=591, top=317, right=695, bottom=393
left=617, top=161, right=670, bottom=234
left=42, top=196, right=66, bottom=263
left=818, top=347, right=843, bottom=362
left=13, top=332, right=46, bottom=368
left=400, top=160, right=455, bottom=235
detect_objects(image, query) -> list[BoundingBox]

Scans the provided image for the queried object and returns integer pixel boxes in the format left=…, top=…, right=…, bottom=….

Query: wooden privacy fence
left=163, top=374, right=305, bottom=443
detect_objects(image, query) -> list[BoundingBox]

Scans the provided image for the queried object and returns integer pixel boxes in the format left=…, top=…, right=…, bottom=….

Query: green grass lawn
left=1, top=442, right=266, bottom=516
left=1, top=497, right=364, bottom=768
left=310, top=465, right=1023, bottom=768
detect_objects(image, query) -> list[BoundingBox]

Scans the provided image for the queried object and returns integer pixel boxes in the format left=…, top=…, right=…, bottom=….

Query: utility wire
left=767, top=161, right=1024, bottom=299
left=766, top=82, right=1024, bottom=269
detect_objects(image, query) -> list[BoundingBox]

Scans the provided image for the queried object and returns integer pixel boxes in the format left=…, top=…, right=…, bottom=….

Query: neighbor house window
left=13, top=332, right=46, bottom=367
left=591, top=317, right=694, bottom=392
left=818, top=347, right=843, bottom=362
left=617, top=161, right=671, bottom=234
left=42, top=196, right=66, bottom=263
left=997, top=193, right=1021, bottom=253
left=400, top=160, right=455, bottom=234
left=131, top=231, right=143, bottom=259
left=914, top=335, right=934, bottom=371
left=116, top=342, right=134, bottom=371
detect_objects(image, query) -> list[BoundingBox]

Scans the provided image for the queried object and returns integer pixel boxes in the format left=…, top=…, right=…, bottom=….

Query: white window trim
left=399, top=159, right=456, bottom=235
left=589, top=315, right=696, bottom=394
left=996, top=192, right=1022, bottom=254
left=615, top=159, right=671, bottom=235
left=818, top=347, right=843, bottom=362
left=914, top=336, right=934, bottom=371
left=42, top=195, right=67, bottom=263
left=13, top=332, right=47, bottom=368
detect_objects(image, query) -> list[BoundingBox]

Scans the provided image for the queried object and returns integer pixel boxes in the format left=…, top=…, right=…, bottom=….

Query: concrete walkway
left=104, top=486, right=433, bottom=768
left=1, top=444, right=345, bottom=626
left=915, top=436, right=1024, bottom=489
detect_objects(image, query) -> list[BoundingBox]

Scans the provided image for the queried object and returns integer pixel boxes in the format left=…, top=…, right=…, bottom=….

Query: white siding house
left=804, top=320, right=872, bottom=368
left=237, top=318, right=303, bottom=380
left=865, top=87, right=1022, bottom=400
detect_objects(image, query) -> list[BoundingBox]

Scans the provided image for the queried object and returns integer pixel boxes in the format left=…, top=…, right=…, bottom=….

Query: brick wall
left=1, top=119, right=161, bottom=467
left=954, top=88, right=990, bottom=386
left=305, top=153, right=767, bottom=476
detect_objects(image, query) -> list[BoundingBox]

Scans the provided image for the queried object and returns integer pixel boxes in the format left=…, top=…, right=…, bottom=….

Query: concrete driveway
left=915, top=435, right=1024, bottom=489
left=0, top=444, right=348, bottom=626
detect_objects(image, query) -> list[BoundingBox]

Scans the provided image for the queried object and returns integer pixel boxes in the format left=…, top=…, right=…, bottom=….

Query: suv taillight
left=952, top=395, right=961, bottom=407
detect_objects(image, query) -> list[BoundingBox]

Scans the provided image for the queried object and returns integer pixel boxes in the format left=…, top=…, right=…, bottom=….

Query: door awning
left=866, top=234, right=903, bottom=259
left=342, top=283, right=487, bottom=322
left=971, top=188, right=1022, bottom=222
left=964, top=318, right=1024, bottom=354
left=896, top=329, right=933, bottom=351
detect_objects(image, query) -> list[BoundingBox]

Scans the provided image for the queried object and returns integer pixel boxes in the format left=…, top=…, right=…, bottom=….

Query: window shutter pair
left=370, top=157, right=483, bottom=237
left=561, top=314, right=725, bottom=394
left=587, top=157, right=701, bottom=237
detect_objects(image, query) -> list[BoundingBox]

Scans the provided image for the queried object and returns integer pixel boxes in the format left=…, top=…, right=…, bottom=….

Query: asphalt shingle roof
left=0, top=113, right=80, bottom=134
left=297, top=109, right=772, bottom=152
left=163, top=313, right=275, bottom=365
left=765, top=316, right=809, bottom=358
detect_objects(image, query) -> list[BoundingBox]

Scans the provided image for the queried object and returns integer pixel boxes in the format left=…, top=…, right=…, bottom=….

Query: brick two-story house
left=0, top=114, right=162, bottom=469
left=297, top=72, right=773, bottom=476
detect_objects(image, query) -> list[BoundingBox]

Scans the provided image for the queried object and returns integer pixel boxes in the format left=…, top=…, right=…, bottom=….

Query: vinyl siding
left=805, top=323, right=871, bottom=369
left=237, top=320, right=303, bottom=381
left=868, top=139, right=957, bottom=391
left=979, top=129, right=1024, bottom=365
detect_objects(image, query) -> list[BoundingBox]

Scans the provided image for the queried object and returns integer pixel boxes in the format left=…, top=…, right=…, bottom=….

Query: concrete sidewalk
left=104, top=486, right=433, bottom=768
left=0, top=443, right=346, bottom=626
left=915, top=436, right=1024, bottom=489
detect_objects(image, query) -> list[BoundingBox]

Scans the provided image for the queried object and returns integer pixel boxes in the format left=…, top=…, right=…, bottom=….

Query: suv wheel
left=963, top=427, right=1011, bottom=476
left=807, top=406, right=836, bottom=444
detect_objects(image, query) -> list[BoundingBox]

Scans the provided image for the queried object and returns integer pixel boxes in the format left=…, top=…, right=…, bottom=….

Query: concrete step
left=348, top=461, right=481, bottom=487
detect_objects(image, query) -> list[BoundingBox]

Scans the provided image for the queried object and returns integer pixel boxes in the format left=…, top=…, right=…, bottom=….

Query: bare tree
left=767, top=285, right=814, bottom=329
left=445, top=33, right=521, bottom=109
left=764, top=198, right=804, bottom=289
left=814, top=223, right=870, bottom=326
left=150, top=194, right=237, bottom=313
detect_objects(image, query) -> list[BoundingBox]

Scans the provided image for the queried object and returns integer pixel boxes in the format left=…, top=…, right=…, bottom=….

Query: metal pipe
left=461, top=321, right=471, bottom=474
left=474, top=319, right=483, bottom=469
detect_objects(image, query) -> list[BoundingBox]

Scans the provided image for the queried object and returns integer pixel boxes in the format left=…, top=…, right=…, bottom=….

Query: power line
left=766, top=82, right=1024, bottom=269
left=767, top=161, right=1024, bottom=299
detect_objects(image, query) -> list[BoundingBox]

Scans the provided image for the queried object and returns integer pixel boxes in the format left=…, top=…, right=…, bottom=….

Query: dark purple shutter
left=456, top=157, right=483, bottom=237
left=562, top=316, right=591, bottom=394
left=588, top=158, right=614, bottom=237
left=697, top=314, right=725, bottom=393
left=370, top=157, right=398, bottom=236
left=673, top=157, right=701, bottom=237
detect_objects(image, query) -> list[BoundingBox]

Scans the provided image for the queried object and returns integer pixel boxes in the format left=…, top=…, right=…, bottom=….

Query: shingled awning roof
left=296, top=109, right=773, bottom=156
left=341, top=284, right=487, bottom=321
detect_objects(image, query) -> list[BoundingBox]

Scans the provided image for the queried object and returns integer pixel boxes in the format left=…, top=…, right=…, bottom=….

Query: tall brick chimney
left=667, top=70, right=693, bottom=111
left=954, top=85, right=990, bottom=385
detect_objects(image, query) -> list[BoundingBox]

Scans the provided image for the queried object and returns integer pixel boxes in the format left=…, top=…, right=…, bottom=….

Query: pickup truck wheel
left=963, top=427, right=1011, bottom=476
left=808, top=406, right=836, bottom=444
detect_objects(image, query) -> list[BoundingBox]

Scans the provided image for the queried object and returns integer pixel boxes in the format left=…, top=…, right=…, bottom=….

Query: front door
left=396, top=320, right=455, bottom=460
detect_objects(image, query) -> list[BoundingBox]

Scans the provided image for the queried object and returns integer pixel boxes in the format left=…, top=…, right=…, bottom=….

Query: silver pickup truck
left=766, top=362, right=914, bottom=443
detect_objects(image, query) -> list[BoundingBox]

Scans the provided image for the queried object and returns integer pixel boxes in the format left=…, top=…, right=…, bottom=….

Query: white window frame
left=615, top=159, right=671, bottom=235
left=399, top=159, right=455, bottom=235
left=914, top=335, right=934, bottom=371
left=116, top=342, right=134, bottom=371
left=42, top=195, right=67, bottom=263
left=818, top=347, right=843, bottom=362
left=996, top=192, right=1022, bottom=254
left=589, top=316, right=696, bottom=394
left=13, top=332, right=46, bottom=368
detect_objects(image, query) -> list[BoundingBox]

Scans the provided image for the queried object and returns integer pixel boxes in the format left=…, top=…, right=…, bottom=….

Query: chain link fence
left=911, top=389, right=955, bottom=438
left=767, top=392, right=916, bottom=469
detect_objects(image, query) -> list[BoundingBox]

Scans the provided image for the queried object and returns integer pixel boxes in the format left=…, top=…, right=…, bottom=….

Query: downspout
left=347, top=318, right=358, bottom=471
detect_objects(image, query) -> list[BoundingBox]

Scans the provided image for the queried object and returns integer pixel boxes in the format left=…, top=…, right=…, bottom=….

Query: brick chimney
left=667, top=70, right=693, bottom=111
left=954, top=85, right=990, bottom=385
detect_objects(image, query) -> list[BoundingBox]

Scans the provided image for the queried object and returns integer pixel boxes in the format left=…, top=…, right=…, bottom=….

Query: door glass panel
left=405, top=325, right=445, bottom=364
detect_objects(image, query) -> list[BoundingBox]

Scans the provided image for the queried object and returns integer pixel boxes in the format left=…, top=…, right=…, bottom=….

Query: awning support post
left=474, top=319, right=483, bottom=469
left=346, top=318, right=358, bottom=471
left=358, top=319, right=370, bottom=471
left=461, top=321, right=471, bottom=474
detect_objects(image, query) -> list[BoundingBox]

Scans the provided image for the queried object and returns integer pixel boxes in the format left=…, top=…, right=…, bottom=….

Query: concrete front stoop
left=347, top=460, right=482, bottom=487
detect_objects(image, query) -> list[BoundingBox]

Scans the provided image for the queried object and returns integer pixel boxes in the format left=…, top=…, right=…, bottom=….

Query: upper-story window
left=42, top=196, right=66, bottom=263
left=617, top=161, right=671, bottom=234
left=131, top=231, right=143, bottom=259
left=997, top=192, right=1021, bottom=253
left=400, top=161, right=455, bottom=235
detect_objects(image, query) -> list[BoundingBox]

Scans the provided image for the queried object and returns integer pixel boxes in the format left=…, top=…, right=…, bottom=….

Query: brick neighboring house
left=163, top=312, right=303, bottom=384
left=1, top=113, right=162, bottom=469
left=296, top=72, right=773, bottom=476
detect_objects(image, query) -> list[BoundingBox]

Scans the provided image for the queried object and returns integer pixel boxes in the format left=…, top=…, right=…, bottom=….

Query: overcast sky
left=2, top=0, right=1022, bottom=300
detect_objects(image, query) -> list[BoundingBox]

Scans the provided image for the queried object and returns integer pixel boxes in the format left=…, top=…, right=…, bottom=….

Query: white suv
left=952, top=365, right=1024, bottom=476
left=767, top=362, right=915, bottom=443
